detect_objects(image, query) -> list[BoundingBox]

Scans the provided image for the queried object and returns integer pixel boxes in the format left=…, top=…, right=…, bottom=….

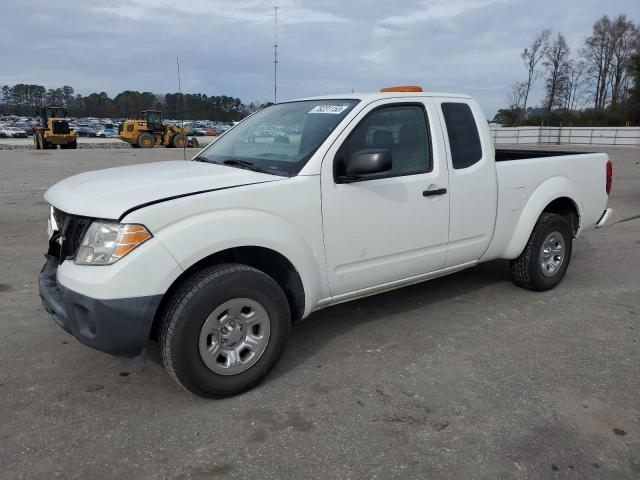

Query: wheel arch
left=150, top=245, right=306, bottom=341
left=502, top=176, right=582, bottom=259
left=541, top=197, right=580, bottom=237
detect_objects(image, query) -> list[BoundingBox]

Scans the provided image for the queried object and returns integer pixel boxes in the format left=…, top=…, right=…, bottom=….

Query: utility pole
left=176, top=56, right=186, bottom=160
left=176, top=56, right=181, bottom=94
left=273, top=4, right=279, bottom=103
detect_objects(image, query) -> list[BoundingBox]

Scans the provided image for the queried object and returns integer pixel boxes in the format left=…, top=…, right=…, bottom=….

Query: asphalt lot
left=0, top=145, right=639, bottom=479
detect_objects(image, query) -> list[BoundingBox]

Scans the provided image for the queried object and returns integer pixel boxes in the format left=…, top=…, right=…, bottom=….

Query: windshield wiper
left=194, top=156, right=283, bottom=176
left=222, top=159, right=273, bottom=174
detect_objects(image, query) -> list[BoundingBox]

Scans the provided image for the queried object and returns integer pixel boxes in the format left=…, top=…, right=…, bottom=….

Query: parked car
left=13, top=122, right=36, bottom=135
left=39, top=87, right=613, bottom=398
left=12, top=127, right=29, bottom=138
left=187, top=126, right=207, bottom=136
left=75, top=126, right=98, bottom=137
left=1, top=126, right=28, bottom=138
left=96, top=128, right=118, bottom=138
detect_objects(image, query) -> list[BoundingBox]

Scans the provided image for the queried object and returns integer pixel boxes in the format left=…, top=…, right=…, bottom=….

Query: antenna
left=177, top=56, right=186, bottom=160
left=273, top=3, right=279, bottom=103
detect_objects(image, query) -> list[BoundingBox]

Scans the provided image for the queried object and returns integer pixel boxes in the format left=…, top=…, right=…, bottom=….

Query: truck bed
left=480, top=150, right=610, bottom=262
left=495, top=148, right=591, bottom=162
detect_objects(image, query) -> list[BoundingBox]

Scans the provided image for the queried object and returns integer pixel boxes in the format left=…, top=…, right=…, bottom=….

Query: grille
left=52, top=120, right=70, bottom=135
left=49, top=208, right=92, bottom=261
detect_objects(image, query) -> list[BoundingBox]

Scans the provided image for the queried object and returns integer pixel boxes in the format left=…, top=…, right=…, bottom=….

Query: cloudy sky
left=3, top=0, right=639, bottom=117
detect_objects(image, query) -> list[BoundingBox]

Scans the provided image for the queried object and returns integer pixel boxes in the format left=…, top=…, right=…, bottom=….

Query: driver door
left=321, top=99, right=450, bottom=296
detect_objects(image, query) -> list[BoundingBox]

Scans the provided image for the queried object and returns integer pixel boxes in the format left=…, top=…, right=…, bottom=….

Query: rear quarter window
left=441, top=102, right=482, bottom=169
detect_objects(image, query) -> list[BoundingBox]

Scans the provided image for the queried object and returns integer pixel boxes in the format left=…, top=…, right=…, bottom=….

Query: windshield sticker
left=308, top=105, right=350, bottom=114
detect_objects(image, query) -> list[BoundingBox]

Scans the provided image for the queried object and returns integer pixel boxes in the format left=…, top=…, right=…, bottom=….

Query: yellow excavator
left=34, top=106, right=78, bottom=149
left=117, top=110, right=197, bottom=148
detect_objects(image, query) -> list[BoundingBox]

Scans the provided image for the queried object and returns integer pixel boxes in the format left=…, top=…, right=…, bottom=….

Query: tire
left=137, top=132, right=155, bottom=148
left=69, top=140, right=77, bottom=149
left=171, top=133, right=186, bottom=148
left=511, top=212, right=572, bottom=291
left=160, top=264, right=291, bottom=398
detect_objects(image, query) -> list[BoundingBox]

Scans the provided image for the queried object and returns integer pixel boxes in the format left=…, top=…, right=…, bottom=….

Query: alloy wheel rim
left=539, top=231, right=566, bottom=277
left=198, top=298, right=271, bottom=375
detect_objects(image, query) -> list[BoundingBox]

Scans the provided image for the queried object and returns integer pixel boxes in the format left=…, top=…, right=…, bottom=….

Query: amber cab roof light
left=380, top=86, right=423, bottom=92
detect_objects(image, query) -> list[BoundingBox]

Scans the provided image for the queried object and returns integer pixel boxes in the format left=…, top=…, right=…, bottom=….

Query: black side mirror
left=338, top=149, right=392, bottom=183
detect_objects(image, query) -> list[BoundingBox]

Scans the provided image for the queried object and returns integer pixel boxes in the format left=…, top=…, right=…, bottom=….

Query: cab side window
left=335, top=104, right=431, bottom=181
left=441, top=102, right=482, bottom=169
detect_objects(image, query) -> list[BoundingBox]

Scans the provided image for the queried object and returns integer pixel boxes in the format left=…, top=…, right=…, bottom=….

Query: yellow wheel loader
left=117, top=110, right=197, bottom=149
left=34, top=106, right=78, bottom=150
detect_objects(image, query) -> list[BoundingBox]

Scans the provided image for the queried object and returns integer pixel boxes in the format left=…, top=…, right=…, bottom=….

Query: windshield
left=194, top=99, right=359, bottom=176
left=47, top=108, right=65, bottom=118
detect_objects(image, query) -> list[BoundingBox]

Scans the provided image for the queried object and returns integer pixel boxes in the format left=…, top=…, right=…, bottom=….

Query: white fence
left=490, top=126, right=640, bottom=146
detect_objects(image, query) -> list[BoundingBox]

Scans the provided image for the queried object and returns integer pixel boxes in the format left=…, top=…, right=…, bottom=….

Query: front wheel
left=160, top=264, right=291, bottom=397
left=511, top=212, right=573, bottom=291
left=137, top=132, right=155, bottom=148
left=171, top=133, right=186, bottom=148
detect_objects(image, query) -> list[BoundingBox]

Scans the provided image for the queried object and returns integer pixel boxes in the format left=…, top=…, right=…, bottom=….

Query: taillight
left=606, top=160, right=612, bottom=195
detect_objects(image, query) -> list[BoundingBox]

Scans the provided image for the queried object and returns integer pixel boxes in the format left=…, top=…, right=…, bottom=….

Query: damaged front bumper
left=38, top=255, right=162, bottom=357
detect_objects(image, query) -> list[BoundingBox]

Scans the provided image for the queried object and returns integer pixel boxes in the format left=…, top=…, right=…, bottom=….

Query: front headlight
left=75, top=222, right=152, bottom=265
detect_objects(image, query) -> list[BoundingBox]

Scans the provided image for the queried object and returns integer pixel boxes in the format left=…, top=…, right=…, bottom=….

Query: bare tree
left=543, top=33, right=571, bottom=111
left=581, top=16, right=615, bottom=110
left=629, top=40, right=640, bottom=121
left=508, top=81, right=528, bottom=109
left=563, top=60, right=586, bottom=111
left=520, top=29, right=551, bottom=110
left=608, top=15, right=637, bottom=106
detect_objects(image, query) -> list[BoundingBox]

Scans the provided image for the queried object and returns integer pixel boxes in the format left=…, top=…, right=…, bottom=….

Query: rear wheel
left=171, top=133, right=186, bottom=148
left=69, top=140, right=77, bottom=149
left=511, top=212, right=572, bottom=291
left=137, top=132, right=155, bottom=148
left=160, top=264, right=291, bottom=397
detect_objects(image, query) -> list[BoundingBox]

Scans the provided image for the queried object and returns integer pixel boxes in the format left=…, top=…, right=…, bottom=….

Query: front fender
left=154, top=208, right=325, bottom=316
left=502, top=176, right=582, bottom=259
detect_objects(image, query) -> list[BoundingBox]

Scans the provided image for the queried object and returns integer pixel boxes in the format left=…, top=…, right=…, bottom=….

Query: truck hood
left=44, top=160, right=283, bottom=220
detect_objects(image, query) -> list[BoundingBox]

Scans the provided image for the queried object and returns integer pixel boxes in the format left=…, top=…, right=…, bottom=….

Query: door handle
left=422, top=188, right=447, bottom=197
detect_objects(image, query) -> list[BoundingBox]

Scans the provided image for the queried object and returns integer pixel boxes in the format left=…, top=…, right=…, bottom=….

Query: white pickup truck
left=39, top=87, right=613, bottom=397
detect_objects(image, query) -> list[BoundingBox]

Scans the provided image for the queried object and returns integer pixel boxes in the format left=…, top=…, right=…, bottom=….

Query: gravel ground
left=0, top=136, right=214, bottom=150
left=0, top=146, right=639, bottom=479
